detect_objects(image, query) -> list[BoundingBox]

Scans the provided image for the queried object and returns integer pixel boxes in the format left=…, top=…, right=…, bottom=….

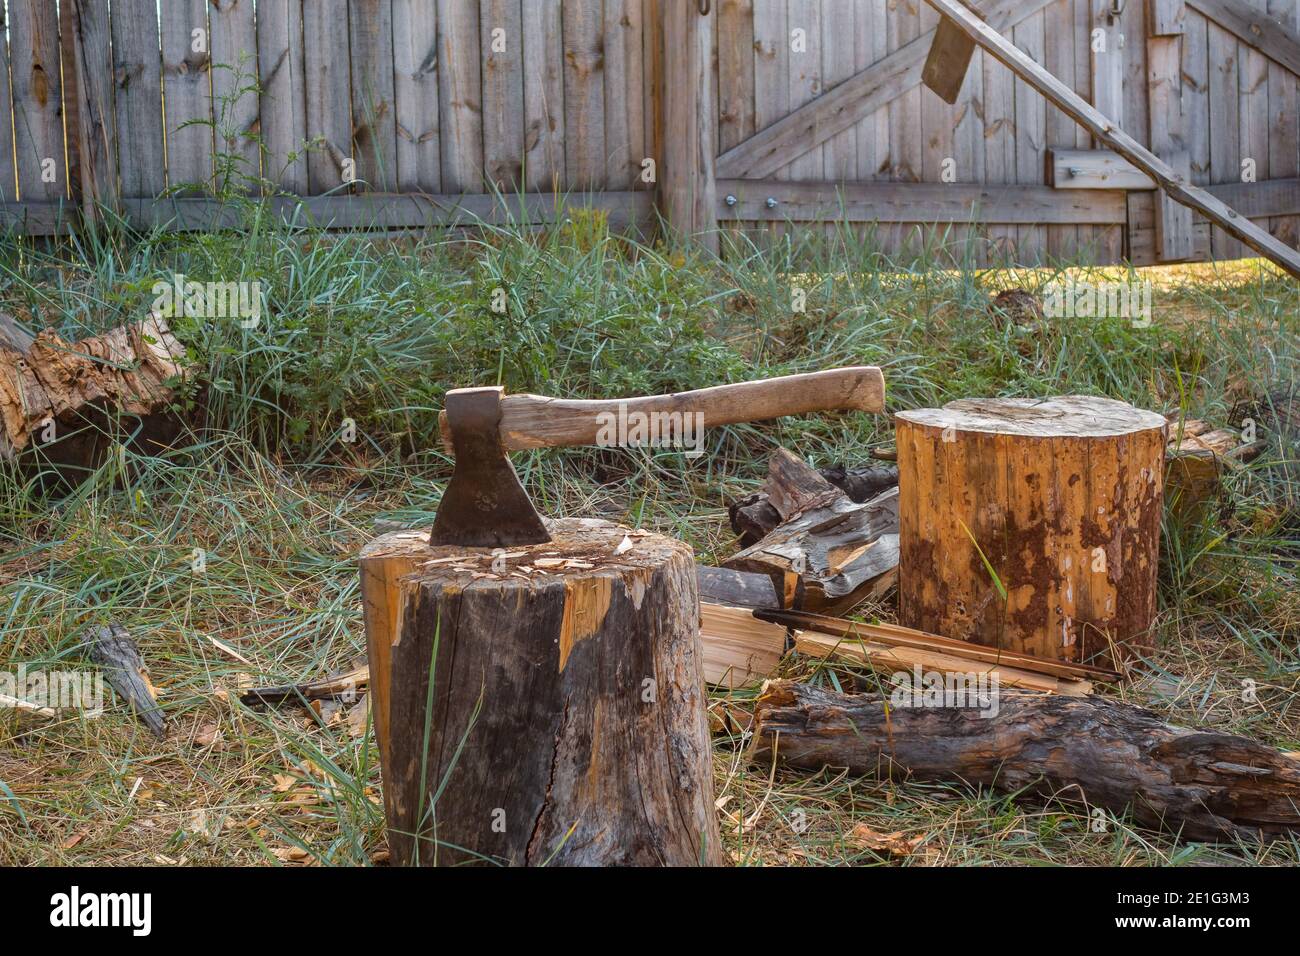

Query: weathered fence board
left=210, top=0, right=261, bottom=190
left=258, top=0, right=309, bottom=194
left=160, top=0, right=211, bottom=193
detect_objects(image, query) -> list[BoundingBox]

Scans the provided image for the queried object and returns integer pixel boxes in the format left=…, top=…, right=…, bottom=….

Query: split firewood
left=725, top=481, right=899, bottom=614
left=1165, top=414, right=1264, bottom=515
left=749, top=680, right=1300, bottom=842
left=728, top=448, right=897, bottom=546
left=696, top=565, right=782, bottom=609
left=84, top=623, right=165, bottom=738
left=757, top=607, right=1117, bottom=684
left=699, top=603, right=788, bottom=689
left=0, top=316, right=188, bottom=483
left=240, top=665, right=370, bottom=707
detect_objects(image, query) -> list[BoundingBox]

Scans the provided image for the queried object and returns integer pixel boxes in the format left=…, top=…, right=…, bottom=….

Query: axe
left=430, top=366, right=886, bottom=548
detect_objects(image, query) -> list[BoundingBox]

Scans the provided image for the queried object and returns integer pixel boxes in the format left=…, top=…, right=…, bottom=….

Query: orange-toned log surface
left=359, top=518, right=722, bottom=866
left=896, top=396, right=1166, bottom=667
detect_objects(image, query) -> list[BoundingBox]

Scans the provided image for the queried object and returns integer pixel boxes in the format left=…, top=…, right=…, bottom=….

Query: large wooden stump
left=359, top=518, right=723, bottom=866
left=896, top=396, right=1166, bottom=665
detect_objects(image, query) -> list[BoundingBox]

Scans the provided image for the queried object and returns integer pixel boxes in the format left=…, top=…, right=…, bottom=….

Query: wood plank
left=521, top=0, right=563, bottom=190
left=8, top=0, right=65, bottom=202
left=1207, top=177, right=1300, bottom=216
left=822, top=0, right=858, bottom=183
left=1267, top=0, right=1299, bottom=247
left=1186, top=0, right=1300, bottom=77
left=562, top=0, right=605, bottom=188
left=111, top=0, right=165, bottom=198
left=857, top=0, right=891, bottom=182
left=348, top=0, right=397, bottom=191
left=1150, top=0, right=1187, bottom=34
left=1048, top=148, right=1157, bottom=189
left=1043, top=0, right=1078, bottom=260
left=889, top=0, right=923, bottom=185
left=1148, top=35, right=1195, bottom=260
left=718, top=0, right=1053, bottom=180
left=257, top=0, right=309, bottom=194
left=67, top=0, right=117, bottom=214
left=121, top=190, right=655, bottom=232
left=0, top=5, right=17, bottom=203
left=1239, top=0, right=1272, bottom=257
left=210, top=0, right=261, bottom=190
left=0, top=200, right=77, bottom=234
left=922, top=0, right=1300, bottom=276
left=787, top=0, right=823, bottom=182
left=303, top=0, right=352, bottom=193
left=1183, top=5, right=1213, bottom=256
left=1090, top=14, right=1124, bottom=129
left=616, top=0, right=646, bottom=190
left=59, top=1, right=82, bottom=204
left=716, top=179, right=1128, bottom=223
left=159, top=0, right=211, bottom=193
left=600, top=0, right=634, bottom=189
left=437, top=0, right=483, bottom=192
left=482, top=0, right=525, bottom=190
left=392, top=0, right=441, bottom=193
left=1013, top=11, right=1047, bottom=263
left=660, top=0, right=716, bottom=248
left=1208, top=21, right=1244, bottom=257
left=982, top=5, right=1016, bottom=260
left=922, top=14, right=977, bottom=103
left=718, top=0, right=756, bottom=153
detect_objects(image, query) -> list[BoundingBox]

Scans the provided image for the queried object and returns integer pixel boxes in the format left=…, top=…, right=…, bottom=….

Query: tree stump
left=896, top=396, right=1166, bottom=665
left=359, top=518, right=723, bottom=866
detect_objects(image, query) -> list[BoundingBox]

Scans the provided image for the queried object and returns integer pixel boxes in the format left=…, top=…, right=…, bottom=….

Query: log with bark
left=1165, top=415, right=1263, bottom=516
left=84, top=623, right=165, bottom=738
left=360, top=518, right=722, bottom=866
left=0, top=316, right=188, bottom=484
left=897, top=396, right=1166, bottom=666
left=750, top=680, right=1300, bottom=842
left=725, top=450, right=899, bottom=613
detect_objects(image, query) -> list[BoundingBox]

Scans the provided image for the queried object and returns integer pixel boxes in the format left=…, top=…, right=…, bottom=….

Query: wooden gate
left=665, top=0, right=1300, bottom=267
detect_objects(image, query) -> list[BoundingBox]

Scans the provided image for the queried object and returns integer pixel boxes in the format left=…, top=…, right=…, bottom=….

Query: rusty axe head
left=429, top=387, right=551, bottom=548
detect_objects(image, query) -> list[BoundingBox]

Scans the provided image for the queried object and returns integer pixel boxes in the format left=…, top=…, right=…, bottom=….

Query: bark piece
left=84, top=623, right=165, bottom=738
left=0, top=317, right=188, bottom=482
left=749, top=680, right=1300, bottom=842
left=359, top=518, right=722, bottom=867
left=897, top=396, right=1167, bottom=666
left=696, top=565, right=782, bottom=609
left=240, top=665, right=369, bottom=707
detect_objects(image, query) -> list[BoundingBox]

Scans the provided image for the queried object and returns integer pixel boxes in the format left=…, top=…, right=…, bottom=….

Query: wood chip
left=615, top=535, right=635, bottom=555
left=533, top=558, right=566, bottom=568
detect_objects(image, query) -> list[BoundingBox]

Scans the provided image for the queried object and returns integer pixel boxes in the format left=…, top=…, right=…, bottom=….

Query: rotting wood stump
left=360, top=518, right=723, bottom=867
left=896, top=396, right=1167, bottom=666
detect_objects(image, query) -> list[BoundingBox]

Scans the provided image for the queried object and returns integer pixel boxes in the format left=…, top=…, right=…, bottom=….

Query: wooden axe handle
left=438, top=366, right=885, bottom=452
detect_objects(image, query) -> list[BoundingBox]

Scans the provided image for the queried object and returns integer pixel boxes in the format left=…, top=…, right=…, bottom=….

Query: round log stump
left=359, top=518, right=722, bottom=866
left=896, top=396, right=1166, bottom=665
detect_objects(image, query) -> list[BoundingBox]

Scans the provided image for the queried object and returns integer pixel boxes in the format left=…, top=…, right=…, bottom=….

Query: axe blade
left=430, top=387, right=551, bottom=548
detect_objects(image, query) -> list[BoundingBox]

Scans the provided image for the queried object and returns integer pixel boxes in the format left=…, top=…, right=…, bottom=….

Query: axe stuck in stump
left=359, top=367, right=884, bottom=866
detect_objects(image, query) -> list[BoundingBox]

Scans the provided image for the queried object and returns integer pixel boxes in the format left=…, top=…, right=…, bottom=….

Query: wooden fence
left=0, top=0, right=1298, bottom=268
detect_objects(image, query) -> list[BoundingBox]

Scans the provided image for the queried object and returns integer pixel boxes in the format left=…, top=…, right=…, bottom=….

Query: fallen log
left=0, top=316, right=188, bottom=483
left=239, top=665, right=370, bottom=707
left=750, top=680, right=1300, bottom=841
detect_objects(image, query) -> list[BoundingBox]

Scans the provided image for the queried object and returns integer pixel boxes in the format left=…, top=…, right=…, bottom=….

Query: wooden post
left=360, top=518, right=723, bottom=866
left=659, top=0, right=717, bottom=252
left=896, top=396, right=1167, bottom=666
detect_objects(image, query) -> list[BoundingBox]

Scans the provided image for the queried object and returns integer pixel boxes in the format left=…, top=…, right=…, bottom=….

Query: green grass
left=0, top=208, right=1297, bottom=865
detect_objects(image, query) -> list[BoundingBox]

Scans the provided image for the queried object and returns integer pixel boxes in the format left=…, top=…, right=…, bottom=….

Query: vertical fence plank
left=983, top=23, right=1016, bottom=261
left=522, top=0, right=564, bottom=190
left=59, top=1, right=82, bottom=203
left=0, top=3, right=17, bottom=204
left=1012, top=12, right=1047, bottom=264
left=258, top=0, right=309, bottom=194
left=1267, top=0, right=1299, bottom=248
left=349, top=0, right=397, bottom=191
left=857, top=0, right=889, bottom=192
left=1207, top=22, right=1241, bottom=257
left=304, top=0, right=352, bottom=193
left=393, top=0, right=441, bottom=193
left=751, top=0, right=787, bottom=243
left=482, top=0, right=525, bottom=190
left=604, top=0, right=645, bottom=189
left=1239, top=0, right=1270, bottom=256
left=642, top=0, right=661, bottom=190
left=438, top=0, right=484, bottom=192
left=718, top=0, right=755, bottom=154
left=9, top=0, right=66, bottom=203
left=786, top=0, right=822, bottom=182
left=919, top=2, right=959, bottom=258
left=160, top=0, right=212, bottom=193
left=822, top=0, right=857, bottom=185
left=564, top=0, right=606, bottom=188
left=68, top=0, right=116, bottom=214
left=1044, top=0, right=1078, bottom=260
left=211, top=0, right=261, bottom=190
left=1181, top=5, right=1211, bottom=258
left=1148, top=33, right=1195, bottom=260
left=660, top=0, right=715, bottom=249
left=111, top=0, right=165, bottom=198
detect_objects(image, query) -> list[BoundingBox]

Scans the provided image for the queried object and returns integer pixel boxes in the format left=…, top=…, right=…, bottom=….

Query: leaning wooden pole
left=361, top=519, right=723, bottom=867
left=922, top=0, right=1300, bottom=278
left=750, top=681, right=1300, bottom=842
